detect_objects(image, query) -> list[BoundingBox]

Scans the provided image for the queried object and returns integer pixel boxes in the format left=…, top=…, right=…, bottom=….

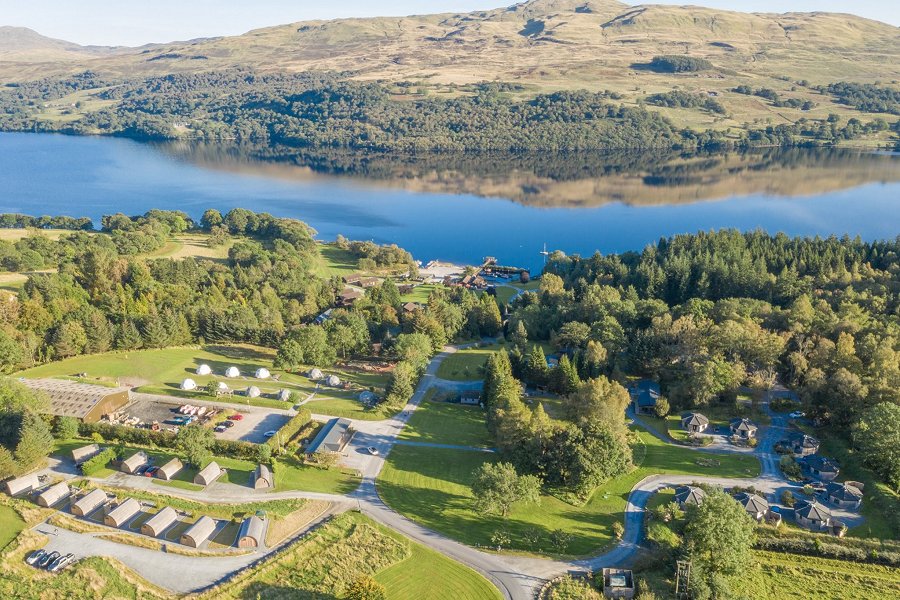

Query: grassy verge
left=274, top=457, right=360, bottom=494
left=398, top=395, right=492, bottom=448
left=377, top=427, right=759, bottom=557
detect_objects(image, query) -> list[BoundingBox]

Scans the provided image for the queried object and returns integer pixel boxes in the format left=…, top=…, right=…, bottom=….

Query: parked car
left=214, top=425, right=227, bottom=433
left=144, top=466, right=160, bottom=477
left=37, top=551, right=59, bottom=569
left=47, top=552, right=73, bottom=571
left=49, top=553, right=75, bottom=572
left=26, top=549, right=46, bottom=566
left=263, top=431, right=277, bottom=438
left=222, top=420, right=235, bottom=428
left=367, top=447, right=380, bottom=456
left=134, top=465, right=151, bottom=476
left=789, top=411, right=806, bottom=419
left=229, top=414, right=244, bottom=421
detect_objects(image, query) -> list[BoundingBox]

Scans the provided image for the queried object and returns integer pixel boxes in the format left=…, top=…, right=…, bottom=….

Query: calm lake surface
left=2, top=132, right=899, bottom=271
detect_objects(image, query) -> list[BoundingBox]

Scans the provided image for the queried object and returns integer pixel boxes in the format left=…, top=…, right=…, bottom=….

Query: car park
left=214, top=424, right=227, bottom=433
left=26, top=549, right=46, bottom=566
left=223, top=420, right=235, bottom=428
left=37, top=551, right=59, bottom=569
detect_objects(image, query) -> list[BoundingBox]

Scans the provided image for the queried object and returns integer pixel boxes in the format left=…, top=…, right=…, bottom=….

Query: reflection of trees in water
left=154, top=142, right=900, bottom=207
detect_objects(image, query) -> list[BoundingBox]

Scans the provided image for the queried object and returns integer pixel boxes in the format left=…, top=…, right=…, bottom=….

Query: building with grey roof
left=306, top=417, right=354, bottom=454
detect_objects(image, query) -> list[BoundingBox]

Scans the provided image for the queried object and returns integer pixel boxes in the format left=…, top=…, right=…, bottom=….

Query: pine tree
left=509, top=320, right=528, bottom=349
left=0, top=445, right=16, bottom=479
left=84, top=311, right=114, bottom=354
left=525, top=345, right=549, bottom=388
left=14, top=412, right=53, bottom=471
left=478, top=294, right=503, bottom=337
left=116, top=320, right=143, bottom=350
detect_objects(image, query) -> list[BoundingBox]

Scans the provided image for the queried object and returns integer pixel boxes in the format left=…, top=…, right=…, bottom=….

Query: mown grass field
left=18, top=344, right=391, bottom=417
left=398, top=396, right=492, bottom=448
left=378, top=427, right=760, bottom=557
left=209, top=511, right=502, bottom=600
left=399, top=283, right=444, bottom=303
left=436, top=344, right=501, bottom=381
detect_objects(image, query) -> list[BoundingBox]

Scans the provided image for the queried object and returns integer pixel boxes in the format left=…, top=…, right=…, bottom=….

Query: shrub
left=780, top=455, right=802, bottom=480
left=266, top=408, right=311, bottom=449
left=780, top=490, right=795, bottom=507
left=80, top=447, right=117, bottom=476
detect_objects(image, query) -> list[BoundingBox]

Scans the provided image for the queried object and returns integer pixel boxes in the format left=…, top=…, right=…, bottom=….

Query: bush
left=780, top=490, right=795, bottom=507
left=780, top=455, right=802, bottom=480
left=54, top=416, right=79, bottom=440
left=80, top=447, right=116, bottom=476
left=266, top=408, right=311, bottom=449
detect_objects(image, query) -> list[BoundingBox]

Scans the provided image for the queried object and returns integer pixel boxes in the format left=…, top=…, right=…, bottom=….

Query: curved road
left=44, top=344, right=845, bottom=599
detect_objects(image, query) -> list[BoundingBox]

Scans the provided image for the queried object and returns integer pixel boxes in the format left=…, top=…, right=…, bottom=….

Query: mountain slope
left=0, top=0, right=898, bottom=134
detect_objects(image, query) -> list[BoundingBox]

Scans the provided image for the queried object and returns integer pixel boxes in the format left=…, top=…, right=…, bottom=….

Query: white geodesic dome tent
left=308, top=368, right=324, bottom=380
left=278, top=389, right=292, bottom=402
left=359, top=390, right=376, bottom=404
left=255, top=368, right=271, bottom=379
left=225, top=366, right=240, bottom=378
left=325, top=375, right=341, bottom=387
left=181, top=378, right=197, bottom=391
left=196, top=364, right=212, bottom=376
left=246, top=386, right=261, bottom=398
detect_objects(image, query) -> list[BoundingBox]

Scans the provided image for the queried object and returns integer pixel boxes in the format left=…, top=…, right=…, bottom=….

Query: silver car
left=26, top=549, right=46, bottom=566
left=49, top=553, right=75, bottom=572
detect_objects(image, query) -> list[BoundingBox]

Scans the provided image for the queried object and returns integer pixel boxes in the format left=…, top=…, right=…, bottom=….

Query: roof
left=238, top=515, right=267, bottom=542
left=339, top=289, right=363, bottom=301
left=195, top=461, right=222, bottom=485
left=158, top=458, right=183, bottom=478
left=18, top=378, right=129, bottom=420
left=142, top=506, right=178, bottom=534
left=3, top=473, right=39, bottom=495
left=182, top=515, right=217, bottom=544
left=71, top=444, right=100, bottom=462
left=674, top=485, right=706, bottom=506
left=825, top=481, right=863, bottom=501
left=122, top=451, right=148, bottom=470
left=307, top=417, right=353, bottom=453
left=803, top=455, right=839, bottom=474
left=730, top=418, right=758, bottom=432
left=73, top=488, right=107, bottom=512
left=630, top=380, right=660, bottom=408
left=795, top=499, right=831, bottom=522
left=107, top=497, right=141, bottom=523
left=734, top=492, right=769, bottom=514
left=37, top=482, right=70, bottom=506
left=682, top=413, right=709, bottom=427
left=793, top=434, right=820, bottom=449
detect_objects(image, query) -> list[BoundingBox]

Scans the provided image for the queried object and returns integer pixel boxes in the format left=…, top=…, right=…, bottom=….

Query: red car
left=144, top=466, right=160, bottom=477
left=229, top=414, right=244, bottom=421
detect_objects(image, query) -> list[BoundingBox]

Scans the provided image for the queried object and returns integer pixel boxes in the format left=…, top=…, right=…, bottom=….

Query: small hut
left=104, top=497, right=141, bottom=527
left=795, top=498, right=832, bottom=531
left=2, top=473, right=40, bottom=497
left=156, top=458, right=184, bottom=481
left=246, top=386, right=261, bottom=398
left=71, top=488, right=108, bottom=517
left=277, top=389, right=292, bottom=402
left=194, top=461, right=223, bottom=486
left=36, top=482, right=71, bottom=507
left=196, top=364, right=212, bottom=376
left=180, top=516, right=217, bottom=548
left=325, top=375, right=341, bottom=387
left=255, top=368, right=271, bottom=379
left=237, top=515, right=267, bottom=548
left=120, top=451, right=148, bottom=475
left=253, top=464, right=273, bottom=490
left=71, top=444, right=101, bottom=465
left=308, top=368, right=324, bottom=380
left=141, top=506, right=178, bottom=537
left=734, top=492, right=769, bottom=521
left=225, top=366, right=240, bottom=378
left=181, top=378, right=197, bottom=391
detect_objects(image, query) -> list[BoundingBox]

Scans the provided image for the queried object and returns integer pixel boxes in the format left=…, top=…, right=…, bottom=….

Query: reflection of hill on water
left=155, top=143, right=900, bottom=209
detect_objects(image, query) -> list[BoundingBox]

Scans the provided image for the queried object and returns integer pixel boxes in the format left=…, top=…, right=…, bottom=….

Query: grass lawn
left=493, top=286, right=518, bottom=305
left=398, top=397, right=492, bottom=448
left=0, top=506, right=25, bottom=551
left=208, top=511, right=501, bottom=600
left=313, top=243, right=359, bottom=279
left=375, top=540, right=502, bottom=600
left=274, top=457, right=360, bottom=494
left=436, top=344, right=501, bottom=381
left=18, top=344, right=389, bottom=415
left=303, top=395, right=395, bottom=421
left=378, top=427, right=759, bottom=557
left=399, top=283, right=444, bottom=303
left=153, top=479, right=204, bottom=491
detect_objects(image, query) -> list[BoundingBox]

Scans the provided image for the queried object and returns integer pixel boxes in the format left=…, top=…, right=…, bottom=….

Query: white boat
left=197, top=406, right=207, bottom=417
